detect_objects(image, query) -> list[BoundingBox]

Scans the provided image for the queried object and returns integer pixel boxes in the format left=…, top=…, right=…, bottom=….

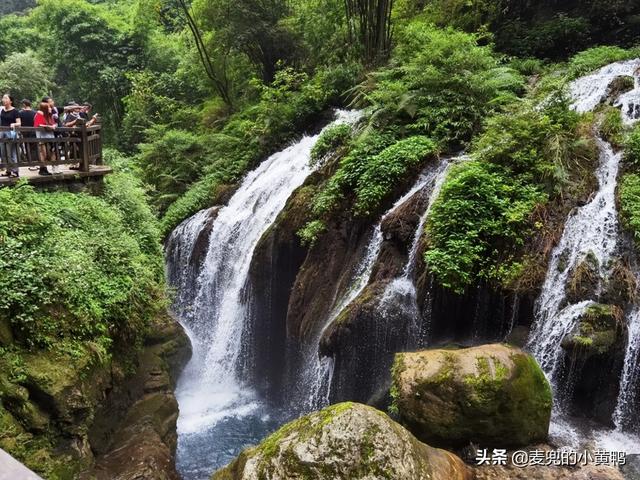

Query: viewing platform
left=0, top=124, right=110, bottom=187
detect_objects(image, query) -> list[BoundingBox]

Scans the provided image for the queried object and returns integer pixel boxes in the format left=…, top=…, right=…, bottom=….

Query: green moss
left=393, top=347, right=551, bottom=447
left=463, top=356, right=510, bottom=411
left=506, top=353, right=553, bottom=442
left=599, top=105, right=627, bottom=147
left=389, top=354, right=406, bottom=416
left=562, top=303, right=623, bottom=357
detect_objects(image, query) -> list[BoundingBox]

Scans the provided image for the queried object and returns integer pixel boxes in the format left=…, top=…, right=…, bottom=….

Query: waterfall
left=166, top=207, right=218, bottom=317
left=301, top=160, right=451, bottom=410
left=528, top=59, right=640, bottom=443
left=165, top=110, right=361, bottom=478
left=302, top=159, right=460, bottom=410
left=527, top=138, right=621, bottom=390
left=380, top=156, right=465, bottom=342
left=613, top=308, right=640, bottom=430
left=569, top=59, right=640, bottom=115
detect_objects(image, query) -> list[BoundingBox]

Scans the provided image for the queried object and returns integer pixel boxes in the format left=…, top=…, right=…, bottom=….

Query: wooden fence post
left=80, top=123, right=89, bottom=172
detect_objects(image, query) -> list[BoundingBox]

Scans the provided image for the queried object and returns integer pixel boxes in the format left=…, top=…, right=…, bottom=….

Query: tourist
left=42, top=96, right=60, bottom=126
left=63, top=102, right=82, bottom=127
left=81, top=102, right=99, bottom=127
left=63, top=103, right=83, bottom=168
left=19, top=99, right=38, bottom=164
left=0, top=94, right=21, bottom=178
left=34, top=102, right=58, bottom=175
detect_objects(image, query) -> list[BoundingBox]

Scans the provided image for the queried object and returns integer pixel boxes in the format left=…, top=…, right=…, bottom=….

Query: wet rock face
left=605, top=76, right=636, bottom=104
left=88, top=314, right=191, bottom=480
left=212, top=402, right=473, bottom=480
left=286, top=215, right=372, bottom=343
left=391, top=344, right=552, bottom=448
left=320, top=281, right=416, bottom=406
left=565, top=251, right=600, bottom=305
left=245, top=183, right=315, bottom=399
left=188, top=207, right=220, bottom=272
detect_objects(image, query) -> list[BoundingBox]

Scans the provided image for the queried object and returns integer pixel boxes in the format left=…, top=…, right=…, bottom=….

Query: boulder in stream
left=391, top=343, right=552, bottom=447
left=212, top=402, right=472, bottom=480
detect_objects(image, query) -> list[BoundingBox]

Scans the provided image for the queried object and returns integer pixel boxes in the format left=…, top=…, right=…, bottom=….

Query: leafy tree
left=31, top=0, right=146, bottom=140
left=0, top=50, right=54, bottom=102
left=193, top=0, right=299, bottom=84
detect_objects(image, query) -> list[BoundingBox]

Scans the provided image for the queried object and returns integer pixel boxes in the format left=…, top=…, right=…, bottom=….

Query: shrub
left=354, top=136, right=437, bottom=215
left=474, top=96, right=583, bottom=189
left=136, top=127, right=207, bottom=214
left=567, top=46, right=640, bottom=78
left=0, top=183, right=165, bottom=350
left=620, top=173, right=640, bottom=247
left=425, top=161, right=547, bottom=293
left=310, top=130, right=397, bottom=217
left=599, top=105, right=626, bottom=148
left=625, top=124, right=640, bottom=166
left=310, top=123, right=353, bottom=166
left=356, top=23, right=523, bottom=147
left=425, top=97, right=593, bottom=293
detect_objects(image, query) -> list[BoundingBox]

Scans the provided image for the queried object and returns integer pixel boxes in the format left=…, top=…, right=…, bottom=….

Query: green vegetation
left=425, top=96, right=595, bottom=293
left=620, top=173, right=640, bottom=247
left=0, top=174, right=165, bottom=478
left=310, top=123, right=353, bottom=166
left=0, top=180, right=163, bottom=350
left=562, top=303, right=623, bottom=358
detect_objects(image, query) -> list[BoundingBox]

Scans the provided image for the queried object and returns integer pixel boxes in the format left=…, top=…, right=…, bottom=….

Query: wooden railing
left=0, top=124, right=102, bottom=172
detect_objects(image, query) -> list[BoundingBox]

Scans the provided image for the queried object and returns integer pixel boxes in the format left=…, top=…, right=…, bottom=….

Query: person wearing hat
left=62, top=102, right=84, bottom=169
left=80, top=102, right=99, bottom=127
left=63, top=102, right=82, bottom=127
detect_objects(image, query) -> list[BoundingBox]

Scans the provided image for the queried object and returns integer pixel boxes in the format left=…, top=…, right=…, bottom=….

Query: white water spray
left=166, top=110, right=361, bottom=439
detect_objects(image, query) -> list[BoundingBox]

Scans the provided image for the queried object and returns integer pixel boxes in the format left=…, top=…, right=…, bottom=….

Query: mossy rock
left=601, top=258, right=637, bottom=305
left=561, top=303, right=624, bottom=359
left=391, top=344, right=552, bottom=448
left=212, top=402, right=472, bottom=480
left=606, top=75, right=636, bottom=103
left=566, top=251, right=599, bottom=304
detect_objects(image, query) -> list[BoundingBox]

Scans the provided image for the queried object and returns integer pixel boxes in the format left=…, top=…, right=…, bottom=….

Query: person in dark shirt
left=0, top=93, right=21, bottom=177
left=19, top=99, right=39, bottom=165
left=80, top=102, right=99, bottom=126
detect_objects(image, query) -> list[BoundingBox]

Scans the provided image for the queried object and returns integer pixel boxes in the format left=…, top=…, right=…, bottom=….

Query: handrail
left=0, top=124, right=103, bottom=172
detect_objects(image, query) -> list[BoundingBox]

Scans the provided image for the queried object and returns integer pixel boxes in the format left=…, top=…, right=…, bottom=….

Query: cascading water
left=379, top=156, right=464, bottom=342
left=527, top=138, right=621, bottom=389
left=569, top=59, right=640, bottom=115
left=166, top=110, right=361, bottom=479
left=527, top=59, right=640, bottom=450
left=166, top=207, right=218, bottom=317
left=613, top=307, right=640, bottom=431
left=301, top=160, right=451, bottom=411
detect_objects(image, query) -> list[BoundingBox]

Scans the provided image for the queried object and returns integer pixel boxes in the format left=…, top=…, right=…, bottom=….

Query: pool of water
left=175, top=396, right=286, bottom=480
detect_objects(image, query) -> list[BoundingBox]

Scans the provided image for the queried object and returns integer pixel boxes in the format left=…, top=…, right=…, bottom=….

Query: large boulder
left=391, top=344, right=552, bottom=447
left=212, top=402, right=472, bottom=480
